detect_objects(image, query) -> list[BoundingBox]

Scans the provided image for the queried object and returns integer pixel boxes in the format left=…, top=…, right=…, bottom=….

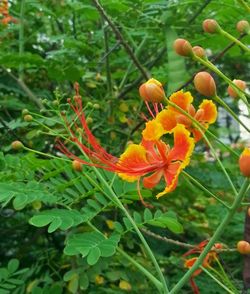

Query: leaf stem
left=88, top=166, right=168, bottom=293
left=182, top=171, right=230, bottom=209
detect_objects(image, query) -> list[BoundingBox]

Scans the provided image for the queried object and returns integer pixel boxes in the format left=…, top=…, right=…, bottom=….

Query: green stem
left=23, top=146, right=71, bottom=162
left=202, top=132, right=238, bottom=197
left=183, top=171, right=230, bottom=208
left=170, top=179, right=250, bottom=293
left=117, top=248, right=163, bottom=291
left=220, top=29, right=250, bottom=53
left=237, top=0, right=250, bottom=12
left=201, top=266, right=236, bottom=294
left=206, top=129, right=239, bottom=158
left=90, top=167, right=168, bottom=293
left=213, top=95, right=250, bottom=133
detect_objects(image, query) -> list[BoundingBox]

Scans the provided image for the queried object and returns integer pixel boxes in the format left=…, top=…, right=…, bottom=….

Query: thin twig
left=117, top=46, right=166, bottom=99
left=141, top=228, right=237, bottom=253
left=188, top=0, right=212, bottom=24
left=92, top=0, right=150, bottom=80
left=2, top=68, right=42, bottom=108
left=102, top=19, right=112, bottom=93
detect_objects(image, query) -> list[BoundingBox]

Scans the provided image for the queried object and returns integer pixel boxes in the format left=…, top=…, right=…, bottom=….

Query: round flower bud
left=227, top=79, right=246, bottom=98
left=86, top=117, right=93, bottom=124
left=173, top=39, right=193, bottom=57
left=11, top=140, right=24, bottom=150
left=72, top=160, right=82, bottom=172
left=203, top=19, right=221, bottom=34
left=24, top=114, right=33, bottom=122
left=22, top=109, right=29, bottom=116
left=192, top=46, right=206, bottom=58
left=194, top=72, right=217, bottom=97
left=237, top=240, right=250, bottom=254
left=239, top=148, right=250, bottom=177
left=93, top=103, right=100, bottom=110
left=139, top=78, right=165, bottom=103
left=236, top=20, right=250, bottom=34
left=52, top=100, right=59, bottom=106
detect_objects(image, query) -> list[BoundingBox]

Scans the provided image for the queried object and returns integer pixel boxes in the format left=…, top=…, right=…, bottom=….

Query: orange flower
left=184, top=240, right=222, bottom=294
left=0, top=0, right=17, bottom=25
left=57, top=83, right=194, bottom=199
left=118, top=124, right=194, bottom=198
left=143, top=90, right=217, bottom=142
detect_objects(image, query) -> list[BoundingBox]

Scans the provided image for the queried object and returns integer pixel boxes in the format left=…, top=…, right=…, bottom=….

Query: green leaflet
left=64, top=232, right=120, bottom=265
left=29, top=209, right=84, bottom=233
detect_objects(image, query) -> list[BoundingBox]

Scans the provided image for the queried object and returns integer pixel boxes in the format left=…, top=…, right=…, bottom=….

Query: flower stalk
left=170, top=179, right=250, bottom=293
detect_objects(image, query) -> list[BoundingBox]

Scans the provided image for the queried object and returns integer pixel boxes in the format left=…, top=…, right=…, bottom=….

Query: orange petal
left=184, top=258, right=202, bottom=277
left=199, top=99, right=217, bottom=124
left=142, top=119, right=166, bottom=141
left=168, top=124, right=195, bottom=163
left=155, top=162, right=181, bottom=198
left=169, top=90, right=193, bottom=112
left=117, top=144, right=148, bottom=182
left=155, top=109, right=177, bottom=132
left=192, top=126, right=208, bottom=142
left=143, top=170, right=164, bottom=189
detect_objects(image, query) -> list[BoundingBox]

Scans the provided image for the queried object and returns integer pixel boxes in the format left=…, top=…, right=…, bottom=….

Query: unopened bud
left=24, top=114, right=33, bottom=122
left=22, top=109, right=29, bottom=116
left=72, top=160, right=82, bottom=172
left=93, top=103, right=100, bottom=110
left=139, top=78, right=165, bottom=103
left=194, top=72, right=216, bottom=97
left=237, top=240, right=250, bottom=254
left=227, top=79, right=246, bottom=98
left=86, top=117, right=93, bottom=124
left=203, top=19, right=221, bottom=34
left=239, top=148, right=250, bottom=177
left=192, top=46, right=206, bottom=58
left=52, top=100, right=59, bottom=106
left=236, top=20, right=250, bottom=34
left=11, top=140, right=24, bottom=150
left=173, top=39, right=193, bottom=57
left=42, top=99, right=48, bottom=105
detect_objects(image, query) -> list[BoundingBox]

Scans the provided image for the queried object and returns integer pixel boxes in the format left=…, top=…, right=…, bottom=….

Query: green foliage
left=0, top=0, right=249, bottom=293
left=0, top=259, right=29, bottom=294
left=64, top=232, right=120, bottom=265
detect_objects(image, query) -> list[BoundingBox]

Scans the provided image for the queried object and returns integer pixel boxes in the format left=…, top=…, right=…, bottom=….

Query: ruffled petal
left=168, top=124, right=195, bottom=163
left=117, top=144, right=149, bottom=181
left=199, top=99, right=217, bottom=124
left=142, top=119, right=166, bottom=141
left=155, top=109, right=177, bottom=131
left=156, top=162, right=181, bottom=198
left=169, top=90, right=194, bottom=112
